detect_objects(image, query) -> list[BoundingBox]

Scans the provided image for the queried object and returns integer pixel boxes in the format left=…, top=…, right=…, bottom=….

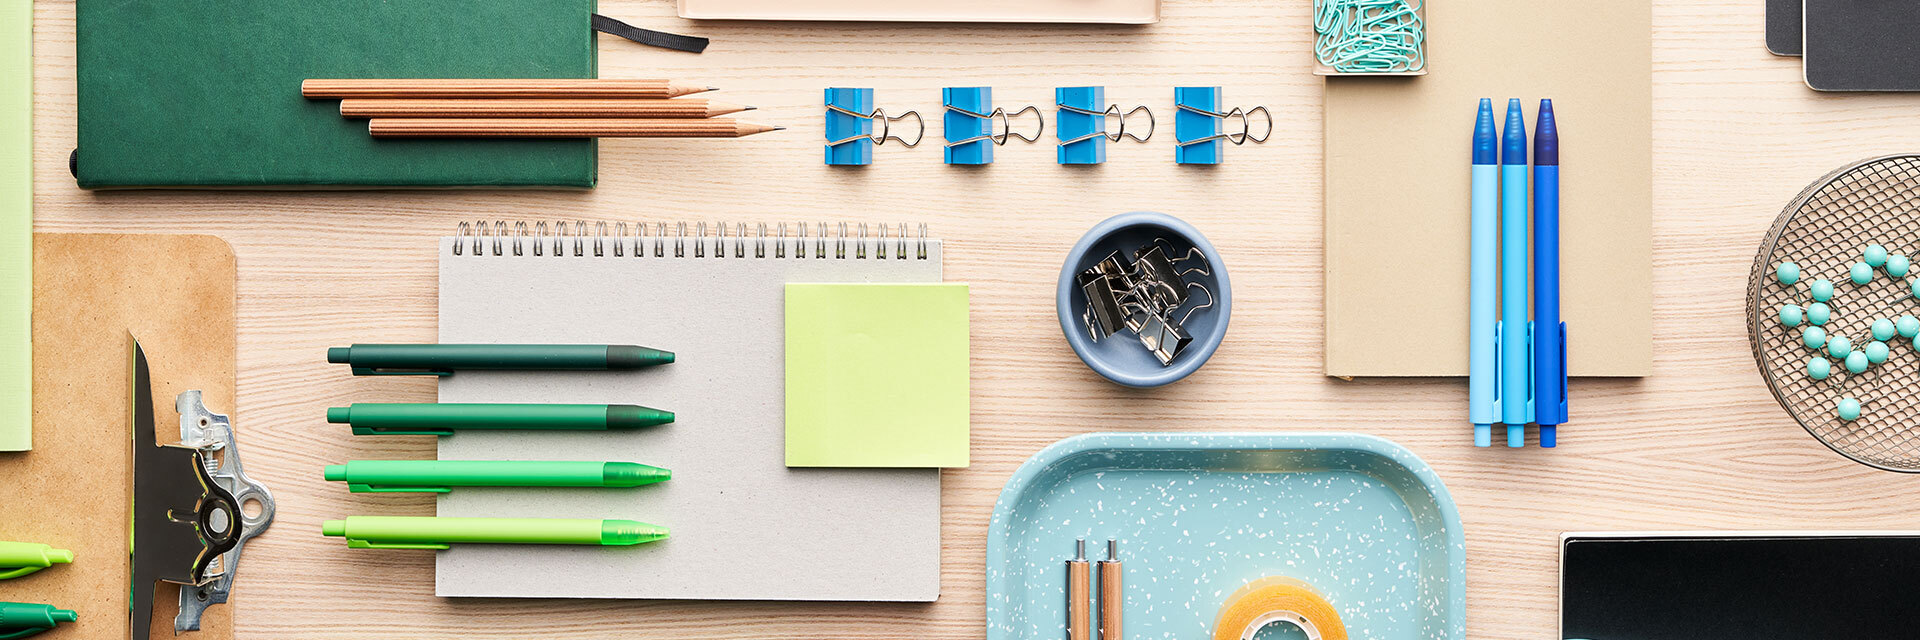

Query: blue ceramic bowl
left=1056, top=212, right=1231, bottom=387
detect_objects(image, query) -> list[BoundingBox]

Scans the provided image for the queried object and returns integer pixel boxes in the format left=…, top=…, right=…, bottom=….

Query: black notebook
left=1562, top=534, right=1920, bottom=640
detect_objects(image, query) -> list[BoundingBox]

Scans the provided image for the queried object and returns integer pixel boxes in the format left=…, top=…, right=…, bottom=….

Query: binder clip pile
left=1077, top=239, right=1215, bottom=365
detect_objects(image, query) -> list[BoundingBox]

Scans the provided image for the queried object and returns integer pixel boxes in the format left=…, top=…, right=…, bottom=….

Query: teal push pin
left=1807, top=302, right=1831, bottom=326
left=1873, top=318, right=1896, bottom=341
left=1780, top=304, right=1805, bottom=327
left=1911, top=278, right=1920, bottom=300
left=1852, top=262, right=1875, bottom=285
left=1776, top=261, right=1802, bottom=285
left=1867, top=340, right=1890, bottom=364
left=1808, top=302, right=1832, bottom=325
left=1804, top=326, right=1828, bottom=349
left=1865, top=244, right=1889, bottom=267
left=1899, top=314, right=1919, bottom=339
left=1889, top=254, right=1912, bottom=278
left=1847, top=351, right=1869, bottom=373
left=1809, top=356, right=1832, bottom=380
left=1828, top=335, right=1853, bottom=359
left=1811, top=278, right=1835, bottom=302
left=1838, top=397, right=1862, bottom=421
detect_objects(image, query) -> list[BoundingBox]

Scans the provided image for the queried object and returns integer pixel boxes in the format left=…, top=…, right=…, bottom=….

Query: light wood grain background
left=26, top=0, right=1920, bottom=638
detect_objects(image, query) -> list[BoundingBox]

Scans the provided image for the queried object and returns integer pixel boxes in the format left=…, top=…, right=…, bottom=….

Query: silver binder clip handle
left=826, top=105, right=925, bottom=148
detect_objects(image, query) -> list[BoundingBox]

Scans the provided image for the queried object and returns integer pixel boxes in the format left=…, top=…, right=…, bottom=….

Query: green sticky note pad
left=785, top=283, right=970, bottom=468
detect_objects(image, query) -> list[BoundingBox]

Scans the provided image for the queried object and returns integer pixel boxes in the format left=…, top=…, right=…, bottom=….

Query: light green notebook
left=0, top=0, right=28, bottom=451
left=784, top=283, right=970, bottom=468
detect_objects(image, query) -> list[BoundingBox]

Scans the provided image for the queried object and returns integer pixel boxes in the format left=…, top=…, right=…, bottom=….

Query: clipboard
left=0, top=233, right=239, bottom=640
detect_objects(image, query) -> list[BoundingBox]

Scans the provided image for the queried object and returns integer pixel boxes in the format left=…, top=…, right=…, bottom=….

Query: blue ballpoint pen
left=1499, top=98, right=1532, bottom=448
left=1469, top=99, right=1500, bottom=447
left=1532, top=99, right=1567, bottom=447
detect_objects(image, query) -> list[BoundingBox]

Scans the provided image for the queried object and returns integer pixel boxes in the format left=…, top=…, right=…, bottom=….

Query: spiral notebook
left=436, top=222, right=942, bottom=601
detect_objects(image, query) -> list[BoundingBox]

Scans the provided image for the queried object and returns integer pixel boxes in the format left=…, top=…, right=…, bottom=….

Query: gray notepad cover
left=435, top=236, right=942, bottom=600
left=1803, top=0, right=1920, bottom=91
left=1766, top=0, right=1800, bottom=56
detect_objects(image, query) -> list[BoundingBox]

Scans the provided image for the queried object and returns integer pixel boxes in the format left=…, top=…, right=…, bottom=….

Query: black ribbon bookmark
left=592, top=14, right=708, bottom=54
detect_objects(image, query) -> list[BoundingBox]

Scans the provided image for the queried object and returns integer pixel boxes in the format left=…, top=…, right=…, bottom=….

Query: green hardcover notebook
left=75, top=0, right=598, bottom=189
left=784, top=283, right=971, bottom=468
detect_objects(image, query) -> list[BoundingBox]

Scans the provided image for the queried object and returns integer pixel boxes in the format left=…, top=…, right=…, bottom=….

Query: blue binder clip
left=943, top=87, right=1042, bottom=165
left=1174, top=87, right=1272, bottom=165
left=825, top=88, right=922, bottom=166
left=1055, top=86, right=1152, bottom=165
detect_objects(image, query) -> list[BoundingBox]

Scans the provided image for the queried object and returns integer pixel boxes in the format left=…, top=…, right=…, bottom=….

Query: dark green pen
left=329, top=403, right=674, bottom=436
left=327, top=344, right=674, bottom=376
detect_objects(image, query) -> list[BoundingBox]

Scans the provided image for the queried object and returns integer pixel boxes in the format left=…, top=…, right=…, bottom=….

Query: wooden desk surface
left=28, top=0, right=1920, bottom=637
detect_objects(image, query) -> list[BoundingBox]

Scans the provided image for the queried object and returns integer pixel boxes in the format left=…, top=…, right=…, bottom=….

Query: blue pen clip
left=1174, top=87, right=1272, bottom=165
left=1055, top=86, right=1152, bottom=165
left=942, top=87, right=1042, bottom=165
left=824, top=87, right=922, bottom=166
left=349, top=484, right=453, bottom=494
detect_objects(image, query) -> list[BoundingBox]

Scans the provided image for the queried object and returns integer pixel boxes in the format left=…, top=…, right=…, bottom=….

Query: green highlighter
left=329, top=403, right=673, bottom=436
left=322, top=516, right=667, bottom=550
left=0, top=602, right=77, bottom=639
left=0, top=542, right=73, bottom=581
left=324, top=460, right=670, bottom=493
left=328, top=344, right=674, bottom=376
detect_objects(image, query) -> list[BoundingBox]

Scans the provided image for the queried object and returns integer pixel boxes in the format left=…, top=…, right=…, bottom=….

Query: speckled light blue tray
left=986, top=433, right=1465, bottom=640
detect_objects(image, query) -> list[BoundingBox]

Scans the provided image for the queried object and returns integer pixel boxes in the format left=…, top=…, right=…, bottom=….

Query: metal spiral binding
left=452, top=220, right=933, bottom=260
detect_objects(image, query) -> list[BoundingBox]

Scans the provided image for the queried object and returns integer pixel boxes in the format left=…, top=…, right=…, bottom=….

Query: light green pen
left=323, top=460, right=670, bottom=493
left=322, top=516, right=667, bottom=550
left=0, top=542, right=73, bottom=580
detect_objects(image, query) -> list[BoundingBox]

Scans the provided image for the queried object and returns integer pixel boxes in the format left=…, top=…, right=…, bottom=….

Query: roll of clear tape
left=1210, top=577, right=1348, bottom=640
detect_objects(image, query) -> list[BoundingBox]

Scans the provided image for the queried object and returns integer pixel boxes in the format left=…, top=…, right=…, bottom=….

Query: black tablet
left=1561, top=533, right=1920, bottom=640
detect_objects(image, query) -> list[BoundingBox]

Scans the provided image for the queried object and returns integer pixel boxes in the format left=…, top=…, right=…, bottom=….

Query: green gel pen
left=323, top=460, right=670, bottom=493
left=0, top=602, right=77, bottom=639
left=321, top=516, right=668, bottom=550
left=327, top=343, right=674, bottom=376
left=328, top=403, right=673, bottom=436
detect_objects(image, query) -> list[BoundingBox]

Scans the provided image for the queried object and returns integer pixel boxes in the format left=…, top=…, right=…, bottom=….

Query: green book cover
left=75, top=0, right=598, bottom=189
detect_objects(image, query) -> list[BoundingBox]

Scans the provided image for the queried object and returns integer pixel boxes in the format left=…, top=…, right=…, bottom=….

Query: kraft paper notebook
left=74, top=0, right=597, bottom=188
left=436, top=223, right=943, bottom=600
left=1323, top=1, right=1652, bottom=378
left=1, top=234, right=238, bottom=640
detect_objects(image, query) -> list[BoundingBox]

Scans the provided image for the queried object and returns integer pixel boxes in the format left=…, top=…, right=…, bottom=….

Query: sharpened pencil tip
left=772, top=126, right=786, bottom=131
left=743, top=105, right=757, bottom=111
left=706, top=86, right=719, bottom=92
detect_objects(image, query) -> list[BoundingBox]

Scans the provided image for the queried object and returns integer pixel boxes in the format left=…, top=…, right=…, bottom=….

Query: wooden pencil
left=368, top=118, right=784, bottom=138
left=340, top=98, right=754, bottom=119
left=302, top=79, right=715, bottom=100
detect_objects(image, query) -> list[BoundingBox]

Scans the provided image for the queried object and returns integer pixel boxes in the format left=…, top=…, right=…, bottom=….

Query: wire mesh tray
left=1747, top=154, right=1920, bottom=471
